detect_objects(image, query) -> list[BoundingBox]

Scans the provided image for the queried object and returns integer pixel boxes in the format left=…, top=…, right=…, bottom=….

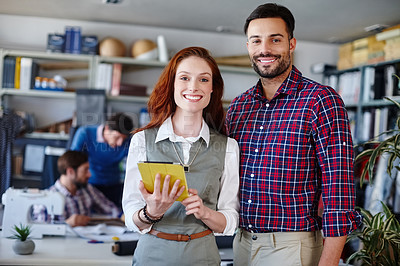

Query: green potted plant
left=11, top=223, right=35, bottom=255
left=356, top=96, right=400, bottom=185
left=346, top=201, right=400, bottom=265
left=348, top=75, right=400, bottom=265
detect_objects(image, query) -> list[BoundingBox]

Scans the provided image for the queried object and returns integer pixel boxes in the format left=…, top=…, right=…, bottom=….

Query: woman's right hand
left=138, top=173, right=185, bottom=218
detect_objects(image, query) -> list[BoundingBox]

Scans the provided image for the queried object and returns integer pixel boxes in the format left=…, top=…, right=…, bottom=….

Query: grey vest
left=145, top=127, right=227, bottom=234
left=132, top=127, right=227, bottom=266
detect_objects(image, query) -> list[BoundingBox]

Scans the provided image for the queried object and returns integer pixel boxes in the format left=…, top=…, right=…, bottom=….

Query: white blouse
left=122, top=117, right=240, bottom=235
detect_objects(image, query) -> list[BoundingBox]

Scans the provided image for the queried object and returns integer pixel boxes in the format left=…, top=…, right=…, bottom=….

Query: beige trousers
left=233, top=229, right=323, bottom=266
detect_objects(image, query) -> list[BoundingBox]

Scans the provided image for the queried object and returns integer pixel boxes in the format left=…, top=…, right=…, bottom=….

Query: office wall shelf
left=323, top=58, right=400, bottom=144
left=0, top=48, right=256, bottom=129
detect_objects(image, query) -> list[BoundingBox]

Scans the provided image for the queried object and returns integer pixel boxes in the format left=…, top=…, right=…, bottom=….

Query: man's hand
left=319, top=236, right=347, bottom=266
left=66, top=214, right=91, bottom=227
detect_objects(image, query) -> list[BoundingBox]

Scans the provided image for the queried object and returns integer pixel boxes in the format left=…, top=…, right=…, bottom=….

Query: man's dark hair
left=244, top=3, right=295, bottom=39
left=57, top=150, right=88, bottom=175
left=105, top=112, right=134, bottom=135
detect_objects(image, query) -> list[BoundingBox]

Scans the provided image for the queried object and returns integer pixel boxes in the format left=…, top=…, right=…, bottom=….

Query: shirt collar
left=96, top=124, right=105, bottom=143
left=279, top=66, right=303, bottom=96
left=155, top=116, right=210, bottom=147
left=251, top=65, right=303, bottom=100
left=54, top=179, right=85, bottom=197
left=54, top=179, right=73, bottom=197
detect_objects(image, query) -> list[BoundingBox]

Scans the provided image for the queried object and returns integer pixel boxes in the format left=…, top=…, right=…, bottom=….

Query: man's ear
left=66, top=167, right=75, bottom=176
left=289, top=37, right=297, bottom=53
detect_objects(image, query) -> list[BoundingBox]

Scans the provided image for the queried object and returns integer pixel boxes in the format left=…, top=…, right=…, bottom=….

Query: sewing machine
left=1, top=187, right=66, bottom=238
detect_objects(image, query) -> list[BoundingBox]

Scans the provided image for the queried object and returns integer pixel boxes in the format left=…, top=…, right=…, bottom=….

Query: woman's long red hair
left=135, top=46, right=226, bottom=135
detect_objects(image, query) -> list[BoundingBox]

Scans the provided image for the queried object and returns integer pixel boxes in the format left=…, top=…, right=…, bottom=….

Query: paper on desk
left=69, top=224, right=140, bottom=242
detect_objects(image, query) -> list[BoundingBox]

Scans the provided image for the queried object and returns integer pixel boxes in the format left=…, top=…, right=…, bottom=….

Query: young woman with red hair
left=122, top=46, right=239, bottom=265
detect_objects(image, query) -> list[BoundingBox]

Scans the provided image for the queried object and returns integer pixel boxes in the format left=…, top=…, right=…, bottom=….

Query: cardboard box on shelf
left=352, top=48, right=369, bottom=67
left=384, top=36, right=400, bottom=61
left=376, top=24, right=400, bottom=61
left=352, top=37, right=371, bottom=67
left=337, top=42, right=353, bottom=70
left=376, top=25, right=400, bottom=41
left=353, top=37, right=369, bottom=50
left=367, top=36, right=385, bottom=64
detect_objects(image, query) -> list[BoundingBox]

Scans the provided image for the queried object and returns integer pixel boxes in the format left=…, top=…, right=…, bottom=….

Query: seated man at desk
left=34, top=150, right=121, bottom=227
left=70, top=112, right=134, bottom=208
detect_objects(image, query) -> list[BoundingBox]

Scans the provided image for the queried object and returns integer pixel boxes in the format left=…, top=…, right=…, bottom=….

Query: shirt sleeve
left=121, top=131, right=153, bottom=234
left=225, top=104, right=233, bottom=136
left=312, top=89, right=362, bottom=237
left=215, top=137, right=240, bottom=236
left=69, top=127, right=86, bottom=151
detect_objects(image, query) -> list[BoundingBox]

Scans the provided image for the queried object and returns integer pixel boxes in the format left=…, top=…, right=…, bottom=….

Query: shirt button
left=248, top=224, right=252, bottom=228
left=248, top=199, right=252, bottom=203
left=250, top=174, right=254, bottom=177
left=260, top=126, right=264, bottom=130
left=266, top=103, right=270, bottom=107
left=343, top=142, right=346, bottom=145
left=255, top=149, right=258, bottom=153
left=252, top=235, right=258, bottom=240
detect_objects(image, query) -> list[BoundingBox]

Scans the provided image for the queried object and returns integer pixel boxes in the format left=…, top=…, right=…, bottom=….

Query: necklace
left=171, top=138, right=204, bottom=172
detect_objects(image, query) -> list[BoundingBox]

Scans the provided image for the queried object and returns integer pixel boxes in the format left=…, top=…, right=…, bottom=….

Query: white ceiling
left=1, top=0, right=400, bottom=44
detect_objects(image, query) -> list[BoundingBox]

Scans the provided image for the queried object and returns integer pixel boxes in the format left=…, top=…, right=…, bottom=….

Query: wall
left=0, top=14, right=339, bottom=81
left=0, top=14, right=339, bottom=126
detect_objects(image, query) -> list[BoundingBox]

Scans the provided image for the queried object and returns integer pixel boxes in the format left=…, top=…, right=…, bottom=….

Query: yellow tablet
left=137, top=162, right=189, bottom=201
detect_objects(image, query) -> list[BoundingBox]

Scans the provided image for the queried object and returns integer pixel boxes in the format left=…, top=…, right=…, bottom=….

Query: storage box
left=81, top=35, right=99, bottom=55
left=64, top=26, right=81, bottom=54
left=119, top=83, right=147, bottom=96
left=352, top=37, right=369, bottom=66
left=337, top=42, right=353, bottom=70
left=47, top=34, right=65, bottom=53
left=384, top=36, right=400, bottom=61
left=367, top=36, right=385, bottom=64
left=353, top=37, right=369, bottom=50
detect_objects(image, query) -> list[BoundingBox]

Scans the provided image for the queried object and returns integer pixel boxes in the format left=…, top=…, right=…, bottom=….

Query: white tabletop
left=0, top=236, right=132, bottom=266
left=0, top=236, right=233, bottom=266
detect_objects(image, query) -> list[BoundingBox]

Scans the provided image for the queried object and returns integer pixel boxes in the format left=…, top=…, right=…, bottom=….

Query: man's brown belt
left=148, top=228, right=212, bottom=242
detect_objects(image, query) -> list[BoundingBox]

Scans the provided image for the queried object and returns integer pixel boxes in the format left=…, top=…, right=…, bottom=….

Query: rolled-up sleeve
left=313, top=90, right=362, bottom=237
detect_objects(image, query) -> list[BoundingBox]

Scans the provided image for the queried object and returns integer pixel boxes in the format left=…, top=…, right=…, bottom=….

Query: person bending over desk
left=70, top=112, right=134, bottom=208
left=34, top=150, right=120, bottom=227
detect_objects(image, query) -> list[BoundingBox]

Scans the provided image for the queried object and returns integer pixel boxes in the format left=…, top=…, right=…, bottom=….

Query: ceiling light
left=216, top=26, right=233, bottom=33
left=102, top=0, right=123, bottom=4
left=364, top=24, right=388, bottom=33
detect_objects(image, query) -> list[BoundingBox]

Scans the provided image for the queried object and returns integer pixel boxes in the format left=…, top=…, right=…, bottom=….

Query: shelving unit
left=0, top=48, right=257, bottom=130
left=0, top=48, right=257, bottom=188
left=324, top=58, right=400, bottom=144
left=0, top=49, right=95, bottom=89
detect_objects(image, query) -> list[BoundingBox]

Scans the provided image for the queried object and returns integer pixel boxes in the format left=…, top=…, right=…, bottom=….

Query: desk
left=0, top=236, right=132, bottom=266
left=0, top=236, right=233, bottom=266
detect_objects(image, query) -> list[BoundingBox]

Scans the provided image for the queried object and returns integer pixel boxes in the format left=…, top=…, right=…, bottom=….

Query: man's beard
left=74, top=180, right=88, bottom=189
left=251, top=53, right=291, bottom=79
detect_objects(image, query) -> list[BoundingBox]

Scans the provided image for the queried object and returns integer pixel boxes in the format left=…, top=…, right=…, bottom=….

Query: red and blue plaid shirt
left=226, top=66, right=362, bottom=237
